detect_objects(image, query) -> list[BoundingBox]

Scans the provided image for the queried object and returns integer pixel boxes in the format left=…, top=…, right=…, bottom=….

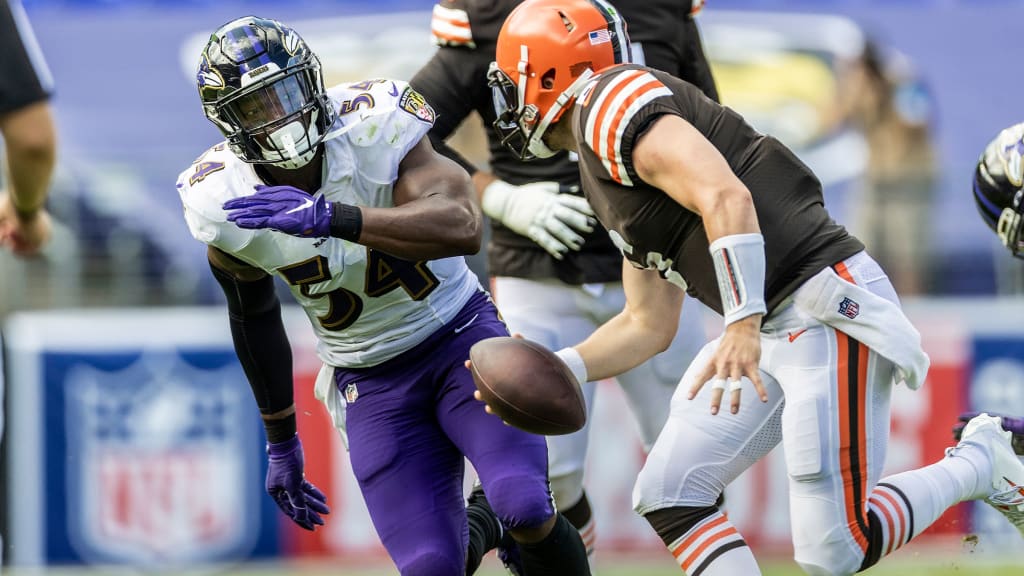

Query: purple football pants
left=336, top=291, right=553, bottom=576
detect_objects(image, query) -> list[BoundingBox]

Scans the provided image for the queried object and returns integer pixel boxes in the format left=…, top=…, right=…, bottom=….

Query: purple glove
left=266, top=435, right=330, bottom=530
left=953, top=411, right=1024, bottom=455
left=223, top=184, right=332, bottom=238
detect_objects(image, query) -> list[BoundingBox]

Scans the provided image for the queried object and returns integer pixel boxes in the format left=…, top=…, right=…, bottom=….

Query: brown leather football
left=469, top=337, right=586, bottom=435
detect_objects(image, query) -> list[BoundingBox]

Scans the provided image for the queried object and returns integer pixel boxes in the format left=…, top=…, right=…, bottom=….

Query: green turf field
left=8, top=556, right=1020, bottom=576
left=4, top=542, right=1021, bottom=576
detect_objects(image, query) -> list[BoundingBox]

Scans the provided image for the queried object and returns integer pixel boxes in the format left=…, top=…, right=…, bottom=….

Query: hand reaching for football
left=467, top=333, right=519, bottom=420
left=465, top=335, right=586, bottom=436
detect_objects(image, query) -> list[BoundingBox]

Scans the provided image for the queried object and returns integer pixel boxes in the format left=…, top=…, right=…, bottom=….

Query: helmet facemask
left=487, top=47, right=593, bottom=161
left=997, top=190, right=1024, bottom=258
left=217, top=61, right=331, bottom=169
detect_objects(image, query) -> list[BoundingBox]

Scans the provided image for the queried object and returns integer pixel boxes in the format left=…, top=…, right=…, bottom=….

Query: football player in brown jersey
left=479, top=0, right=1024, bottom=573
left=410, top=0, right=717, bottom=570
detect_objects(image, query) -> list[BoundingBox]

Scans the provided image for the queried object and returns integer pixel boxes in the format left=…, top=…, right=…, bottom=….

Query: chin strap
left=525, top=56, right=596, bottom=158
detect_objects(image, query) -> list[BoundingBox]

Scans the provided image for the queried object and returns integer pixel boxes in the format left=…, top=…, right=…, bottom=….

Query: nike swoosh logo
left=453, top=314, right=478, bottom=334
left=388, top=82, right=399, bottom=97
left=285, top=197, right=314, bottom=214
left=788, top=328, right=808, bottom=343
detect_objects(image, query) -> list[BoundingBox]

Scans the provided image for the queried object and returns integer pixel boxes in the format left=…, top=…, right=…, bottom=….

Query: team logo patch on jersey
left=345, top=382, right=359, bottom=404
left=838, top=297, right=860, bottom=319
left=398, top=87, right=436, bottom=124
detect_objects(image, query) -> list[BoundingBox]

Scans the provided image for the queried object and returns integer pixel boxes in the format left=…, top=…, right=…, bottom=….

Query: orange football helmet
left=488, top=0, right=631, bottom=159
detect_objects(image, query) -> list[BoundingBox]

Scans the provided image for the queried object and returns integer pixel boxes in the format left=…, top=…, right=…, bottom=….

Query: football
left=469, top=337, right=587, bottom=436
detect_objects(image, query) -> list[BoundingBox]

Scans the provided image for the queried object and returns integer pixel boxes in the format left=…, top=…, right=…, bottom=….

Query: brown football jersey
left=572, top=64, right=864, bottom=316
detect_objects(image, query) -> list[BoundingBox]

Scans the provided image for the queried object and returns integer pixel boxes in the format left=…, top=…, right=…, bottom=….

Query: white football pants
left=634, top=251, right=902, bottom=574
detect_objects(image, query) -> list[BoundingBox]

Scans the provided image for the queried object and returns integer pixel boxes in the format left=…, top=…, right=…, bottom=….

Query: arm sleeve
left=409, top=46, right=492, bottom=175
left=210, top=261, right=296, bottom=441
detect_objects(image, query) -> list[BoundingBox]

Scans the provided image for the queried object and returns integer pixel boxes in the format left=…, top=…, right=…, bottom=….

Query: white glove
left=481, top=179, right=596, bottom=259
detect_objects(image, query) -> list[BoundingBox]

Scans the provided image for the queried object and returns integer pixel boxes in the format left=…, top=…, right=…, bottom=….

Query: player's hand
left=481, top=179, right=596, bottom=260
left=466, top=332, right=526, bottom=423
left=954, top=411, right=1024, bottom=455
left=0, top=193, right=52, bottom=257
left=687, top=315, right=768, bottom=415
left=265, top=435, right=330, bottom=530
left=223, top=184, right=331, bottom=238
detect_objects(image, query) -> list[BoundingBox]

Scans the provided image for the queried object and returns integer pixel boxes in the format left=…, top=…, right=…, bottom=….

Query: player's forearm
left=2, top=102, right=57, bottom=217
left=210, top=263, right=297, bottom=442
left=573, top=310, right=676, bottom=382
left=352, top=194, right=481, bottom=260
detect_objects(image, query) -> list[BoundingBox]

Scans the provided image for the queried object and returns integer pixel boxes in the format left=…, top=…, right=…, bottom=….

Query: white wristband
left=555, top=347, right=588, bottom=387
left=708, top=233, right=767, bottom=326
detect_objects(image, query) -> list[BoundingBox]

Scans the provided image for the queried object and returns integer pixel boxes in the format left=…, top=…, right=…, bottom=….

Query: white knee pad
left=792, top=526, right=864, bottom=576
left=631, top=455, right=722, bottom=515
left=549, top=468, right=585, bottom=510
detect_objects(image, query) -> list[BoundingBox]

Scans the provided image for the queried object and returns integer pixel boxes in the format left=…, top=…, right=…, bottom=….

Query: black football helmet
left=974, top=123, right=1024, bottom=258
left=197, top=16, right=336, bottom=169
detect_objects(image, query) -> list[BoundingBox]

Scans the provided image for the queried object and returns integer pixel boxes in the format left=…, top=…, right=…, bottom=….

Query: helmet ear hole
left=540, top=69, right=556, bottom=90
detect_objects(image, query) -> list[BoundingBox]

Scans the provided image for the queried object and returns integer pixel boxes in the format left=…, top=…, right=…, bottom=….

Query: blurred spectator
left=841, top=39, right=937, bottom=295
left=0, top=0, right=58, bottom=562
left=0, top=0, right=57, bottom=258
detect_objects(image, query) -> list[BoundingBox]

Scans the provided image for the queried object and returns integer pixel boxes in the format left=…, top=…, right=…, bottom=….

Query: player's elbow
left=3, top=105, right=57, bottom=164
left=650, top=321, right=678, bottom=354
left=635, top=312, right=678, bottom=354
left=448, top=203, right=482, bottom=255
left=7, top=127, right=56, bottom=168
left=703, top=183, right=754, bottom=218
left=442, top=172, right=483, bottom=255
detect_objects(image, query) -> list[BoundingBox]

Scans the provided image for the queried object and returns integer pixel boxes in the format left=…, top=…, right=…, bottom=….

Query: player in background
left=974, top=122, right=1024, bottom=259
left=410, top=0, right=716, bottom=562
left=968, top=123, right=1024, bottom=532
left=480, top=1, right=1024, bottom=573
left=0, top=0, right=57, bottom=257
left=177, top=17, right=590, bottom=576
left=0, top=0, right=57, bottom=562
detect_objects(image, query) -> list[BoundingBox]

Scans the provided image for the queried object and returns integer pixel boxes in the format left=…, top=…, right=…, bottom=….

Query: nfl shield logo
left=838, top=297, right=860, bottom=319
left=64, top=352, right=259, bottom=565
left=345, top=382, right=359, bottom=404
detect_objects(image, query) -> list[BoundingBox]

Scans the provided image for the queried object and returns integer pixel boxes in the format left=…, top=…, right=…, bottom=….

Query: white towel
left=793, top=266, right=930, bottom=390
left=313, top=363, right=349, bottom=449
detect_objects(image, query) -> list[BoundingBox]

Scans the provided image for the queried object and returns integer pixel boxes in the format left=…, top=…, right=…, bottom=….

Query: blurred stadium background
left=1, top=0, right=1024, bottom=574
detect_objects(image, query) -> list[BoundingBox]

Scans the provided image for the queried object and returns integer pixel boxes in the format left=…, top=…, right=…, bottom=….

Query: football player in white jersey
left=966, top=123, right=1024, bottom=530
left=177, top=16, right=591, bottom=576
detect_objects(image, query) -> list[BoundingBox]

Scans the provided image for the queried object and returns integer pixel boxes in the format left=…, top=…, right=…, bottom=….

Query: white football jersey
left=177, top=79, right=480, bottom=368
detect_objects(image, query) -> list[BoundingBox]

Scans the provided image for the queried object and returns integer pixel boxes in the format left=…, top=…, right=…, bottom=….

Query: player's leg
left=492, top=276, right=600, bottom=552
left=766, top=319, right=889, bottom=576
left=340, top=367, right=467, bottom=576
left=633, top=338, right=784, bottom=575
left=772, top=321, right=1015, bottom=575
left=776, top=254, right=1024, bottom=575
left=441, top=290, right=591, bottom=575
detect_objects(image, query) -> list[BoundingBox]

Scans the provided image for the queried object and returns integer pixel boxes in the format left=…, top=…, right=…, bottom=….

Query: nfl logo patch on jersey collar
left=345, top=382, right=359, bottom=404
